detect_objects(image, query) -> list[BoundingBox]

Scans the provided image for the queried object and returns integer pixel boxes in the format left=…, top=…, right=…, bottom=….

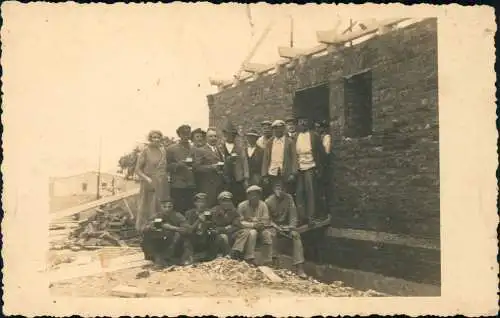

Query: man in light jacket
left=261, top=120, right=298, bottom=198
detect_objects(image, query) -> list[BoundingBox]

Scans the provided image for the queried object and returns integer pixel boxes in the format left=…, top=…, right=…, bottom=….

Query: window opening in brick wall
left=343, top=69, right=373, bottom=138
left=293, top=83, right=330, bottom=125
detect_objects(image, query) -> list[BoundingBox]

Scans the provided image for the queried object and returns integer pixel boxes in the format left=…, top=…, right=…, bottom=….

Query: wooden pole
left=96, top=136, right=102, bottom=200
left=349, top=18, right=353, bottom=47
left=290, top=15, right=294, bottom=48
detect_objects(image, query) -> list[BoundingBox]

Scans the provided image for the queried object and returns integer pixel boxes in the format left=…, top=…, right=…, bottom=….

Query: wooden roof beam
left=242, top=62, right=275, bottom=74
left=317, top=18, right=410, bottom=45
left=278, top=46, right=308, bottom=59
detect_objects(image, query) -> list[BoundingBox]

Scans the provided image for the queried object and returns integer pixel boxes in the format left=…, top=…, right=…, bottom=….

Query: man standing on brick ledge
left=256, top=120, right=273, bottom=149
left=261, top=120, right=298, bottom=198
left=285, top=116, right=298, bottom=141
left=218, top=121, right=249, bottom=205
left=166, top=125, right=197, bottom=214
left=294, top=116, right=327, bottom=226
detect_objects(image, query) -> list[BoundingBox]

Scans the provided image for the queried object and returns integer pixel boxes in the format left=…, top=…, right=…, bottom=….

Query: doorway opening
left=293, top=83, right=330, bottom=126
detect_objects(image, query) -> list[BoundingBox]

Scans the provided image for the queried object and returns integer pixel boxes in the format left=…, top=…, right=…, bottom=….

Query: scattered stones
left=163, top=258, right=387, bottom=297
left=135, top=270, right=150, bottom=279
left=172, top=291, right=183, bottom=296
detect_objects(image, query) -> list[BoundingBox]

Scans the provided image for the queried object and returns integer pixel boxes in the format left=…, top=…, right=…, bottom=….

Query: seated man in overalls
left=141, top=198, right=194, bottom=267
left=185, top=192, right=231, bottom=261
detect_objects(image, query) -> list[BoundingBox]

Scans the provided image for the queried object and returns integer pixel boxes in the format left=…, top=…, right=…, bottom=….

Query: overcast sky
left=3, top=3, right=388, bottom=177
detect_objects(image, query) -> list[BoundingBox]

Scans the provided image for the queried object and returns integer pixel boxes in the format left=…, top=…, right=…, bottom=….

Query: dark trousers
left=191, top=232, right=231, bottom=260
left=223, top=181, right=246, bottom=206
left=171, top=187, right=196, bottom=214
left=296, top=168, right=319, bottom=224
left=141, top=229, right=193, bottom=264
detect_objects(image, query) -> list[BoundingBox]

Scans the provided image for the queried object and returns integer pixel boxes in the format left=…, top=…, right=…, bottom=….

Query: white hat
left=271, top=120, right=285, bottom=127
left=246, top=185, right=262, bottom=193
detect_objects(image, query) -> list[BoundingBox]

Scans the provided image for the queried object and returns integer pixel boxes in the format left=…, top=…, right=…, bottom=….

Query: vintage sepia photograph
left=45, top=6, right=440, bottom=298
left=2, top=2, right=497, bottom=316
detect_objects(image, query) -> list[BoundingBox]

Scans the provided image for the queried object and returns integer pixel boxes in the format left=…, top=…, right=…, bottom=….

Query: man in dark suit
left=166, top=125, right=197, bottom=214
left=293, top=116, right=327, bottom=226
left=193, top=128, right=225, bottom=208
left=245, top=129, right=264, bottom=186
left=219, top=121, right=249, bottom=206
left=261, top=120, right=298, bottom=198
left=285, top=116, right=297, bottom=140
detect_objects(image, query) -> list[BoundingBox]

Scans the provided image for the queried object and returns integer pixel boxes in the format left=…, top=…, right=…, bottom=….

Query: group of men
left=139, top=115, right=332, bottom=278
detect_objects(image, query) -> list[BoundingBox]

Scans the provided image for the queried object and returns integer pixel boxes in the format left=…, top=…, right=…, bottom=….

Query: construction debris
left=163, top=258, right=387, bottom=297
left=110, top=285, right=147, bottom=298
left=258, top=266, right=284, bottom=283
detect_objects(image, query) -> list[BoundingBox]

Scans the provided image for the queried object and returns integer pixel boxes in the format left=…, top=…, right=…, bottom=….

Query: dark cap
left=245, top=129, right=260, bottom=137
left=222, top=121, right=237, bottom=134
left=285, top=116, right=297, bottom=123
left=176, top=125, right=191, bottom=136
left=191, top=128, right=206, bottom=139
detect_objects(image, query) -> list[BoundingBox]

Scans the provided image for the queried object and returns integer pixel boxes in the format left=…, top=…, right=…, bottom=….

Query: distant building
left=49, top=171, right=127, bottom=198
left=48, top=171, right=137, bottom=212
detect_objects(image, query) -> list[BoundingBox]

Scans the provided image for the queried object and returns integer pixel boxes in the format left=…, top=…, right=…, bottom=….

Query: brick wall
left=208, top=18, right=439, bottom=286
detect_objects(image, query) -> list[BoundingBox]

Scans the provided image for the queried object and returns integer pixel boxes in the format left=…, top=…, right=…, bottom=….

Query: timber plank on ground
left=51, top=188, right=140, bottom=222
left=48, top=252, right=149, bottom=282
left=258, top=266, right=283, bottom=283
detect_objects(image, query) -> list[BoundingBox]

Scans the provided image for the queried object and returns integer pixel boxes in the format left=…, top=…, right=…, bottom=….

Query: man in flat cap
left=265, top=179, right=306, bottom=278
left=166, top=125, right=197, bottom=214
left=141, top=198, right=194, bottom=266
left=261, top=119, right=298, bottom=198
left=192, top=127, right=224, bottom=208
left=184, top=193, right=230, bottom=261
left=191, top=128, right=207, bottom=148
left=233, top=185, right=273, bottom=265
left=245, top=128, right=264, bottom=187
left=256, top=120, right=273, bottom=149
left=218, top=121, right=249, bottom=205
left=293, top=116, right=327, bottom=226
left=210, top=191, right=243, bottom=258
left=285, top=116, right=298, bottom=140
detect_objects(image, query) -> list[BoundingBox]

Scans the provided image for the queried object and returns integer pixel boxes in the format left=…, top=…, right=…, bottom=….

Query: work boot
left=230, top=250, right=243, bottom=260
left=296, top=263, right=307, bottom=279
left=272, top=257, right=280, bottom=268
left=245, top=258, right=257, bottom=267
left=183, top=255, right=194, bottom=266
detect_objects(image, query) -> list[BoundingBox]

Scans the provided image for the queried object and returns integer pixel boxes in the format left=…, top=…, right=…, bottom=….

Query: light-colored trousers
left=232, top=228, right=273, bottom=262
left=268, top=228, right=305, bottom=265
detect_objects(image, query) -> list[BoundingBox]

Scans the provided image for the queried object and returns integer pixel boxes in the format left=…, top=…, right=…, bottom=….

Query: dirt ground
left=49, top=249, right=386, bottom=298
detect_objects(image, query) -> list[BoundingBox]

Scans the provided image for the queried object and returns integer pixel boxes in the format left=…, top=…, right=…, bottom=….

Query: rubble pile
left=164, top=258, right=387, bottom=297
left=51, top=204, right=140, bottom=251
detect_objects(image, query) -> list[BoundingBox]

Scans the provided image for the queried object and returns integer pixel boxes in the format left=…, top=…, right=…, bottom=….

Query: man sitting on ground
left=141, top=199, right=194, bottom=267
left=185, top=192, right=231, bottom=261
left=210, top=191, right=243, bottom=258
left=265, top=180, right=307, bottom=278
left=233, top=185, right=273, bottom=265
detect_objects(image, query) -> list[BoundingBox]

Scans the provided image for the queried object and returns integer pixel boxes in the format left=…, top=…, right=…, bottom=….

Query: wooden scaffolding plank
left=51, top=188, right=140, bottom=222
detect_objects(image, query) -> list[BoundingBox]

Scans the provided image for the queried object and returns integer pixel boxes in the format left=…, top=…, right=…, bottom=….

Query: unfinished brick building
left=207, top=18, right=439, bottom=295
